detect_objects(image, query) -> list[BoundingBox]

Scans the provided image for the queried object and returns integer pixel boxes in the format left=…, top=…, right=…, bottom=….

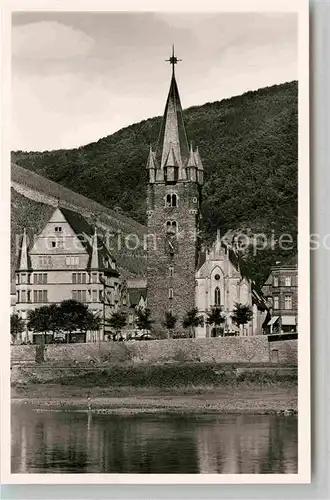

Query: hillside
left=12, top=82, right=298, bottom=286
left=11, top=164, right=147, bottom=281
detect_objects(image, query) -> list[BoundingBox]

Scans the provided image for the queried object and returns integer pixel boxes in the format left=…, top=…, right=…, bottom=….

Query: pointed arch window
left=165, top=193, right=178, bottom=208
left=214, top=286, right=221, bottom=306
left=166, top=220, right=178, bottom=233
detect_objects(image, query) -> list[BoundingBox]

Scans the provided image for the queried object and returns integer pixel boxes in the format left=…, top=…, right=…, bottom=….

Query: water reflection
left=11, top=406, right=298, bottom=474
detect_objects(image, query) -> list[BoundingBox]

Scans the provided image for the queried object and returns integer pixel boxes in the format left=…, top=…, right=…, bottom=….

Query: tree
left=10, top=313, right=24, bottom=344
left=81, top=310, right=101, bottom=334
left=27, top=306, right=58, bottom=344
left=135, top=307, right=153, bottom=331
left=231, top=302, right=253, bottom=335
left=106, top=312, right=127, bottom=339
left=163, top=311, right=177, bottom=338
left=206, top=306, right=226, bottom=337
left=47, top=304, right=62, bottom=334
left=182, top=308, right=204, bottom=338
left=58, top=300, right=89, bottom=343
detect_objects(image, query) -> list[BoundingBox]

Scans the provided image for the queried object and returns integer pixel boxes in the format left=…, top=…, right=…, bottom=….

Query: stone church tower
left=146, top=48, right=204, bottom=333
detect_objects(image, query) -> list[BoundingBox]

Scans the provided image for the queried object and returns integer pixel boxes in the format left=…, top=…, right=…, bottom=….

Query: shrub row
left=53, top=363, right=297, bottom=388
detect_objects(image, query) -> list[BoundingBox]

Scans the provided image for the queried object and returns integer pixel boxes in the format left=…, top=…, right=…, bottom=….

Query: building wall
left=11, top=336, right=298, bottom=366
left=146, top=182, right=201, bottom=331
left=262, top=265, right=298, bottom=330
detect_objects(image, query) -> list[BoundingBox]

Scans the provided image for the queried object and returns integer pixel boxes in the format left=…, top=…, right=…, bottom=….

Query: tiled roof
left=60, top=207, right=94, bottom=238
left=251, top=284, right=268, bottom=311
left=156, top=74, right=189, bottom=169
left=60, top=207, right=117, bottom=272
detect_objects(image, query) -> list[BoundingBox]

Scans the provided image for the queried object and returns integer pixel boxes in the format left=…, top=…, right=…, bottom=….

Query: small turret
left=187, top=142, right=197, bottom=182
left=194, top=147, right=204, bottom=185
left=164, top=143, right=180, bottom=183
left=146, top=145, right=157, bottom=183
left=90, top=226, right=99, bottom=270
left=18, top=228, right=29, bottom=271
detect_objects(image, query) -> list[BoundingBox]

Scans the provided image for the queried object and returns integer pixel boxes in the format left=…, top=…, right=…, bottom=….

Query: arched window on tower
left=166, top=220, right=178, bottom=234
left=165, top=193, right=178, bottom=208
left=214, top=287, right=221, bottom=306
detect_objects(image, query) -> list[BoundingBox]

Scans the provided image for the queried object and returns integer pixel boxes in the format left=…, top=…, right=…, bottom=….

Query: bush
left=53, top=363, right=297, bottom=389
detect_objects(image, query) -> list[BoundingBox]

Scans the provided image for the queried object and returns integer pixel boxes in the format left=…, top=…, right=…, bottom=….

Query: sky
left=11, top=12, right=297, bottom=152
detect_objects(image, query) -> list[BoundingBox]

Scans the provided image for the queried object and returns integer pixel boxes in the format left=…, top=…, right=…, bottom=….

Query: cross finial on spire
left=165, top=45, right=182, bottom=75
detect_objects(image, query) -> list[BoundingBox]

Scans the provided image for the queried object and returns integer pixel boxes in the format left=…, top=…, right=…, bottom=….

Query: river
left=11, top=406, right=298, bottom=474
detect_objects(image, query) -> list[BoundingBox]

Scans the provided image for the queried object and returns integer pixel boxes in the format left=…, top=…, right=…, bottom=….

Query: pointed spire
left=157, top=50, right=189, bottom=169
left=90, top=226, right=99, bottom=269
left=146, top=144, right=156, bottom=170
left=187, top=142, right=197, bottom=167
left=214, top=228, right=222, bottom=256
left=165, top=143, right=180, bottom=167
left=194, top=147, right=204, bottom=170
left=19, top=228, right=29, bottom=270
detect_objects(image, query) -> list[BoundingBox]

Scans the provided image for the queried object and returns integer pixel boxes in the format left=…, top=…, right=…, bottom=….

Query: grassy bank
left=12, top=384, right=298, bottom=415
left=13, top=362, right=297, bottom=388
left=12, top=363, right=297, bottom=415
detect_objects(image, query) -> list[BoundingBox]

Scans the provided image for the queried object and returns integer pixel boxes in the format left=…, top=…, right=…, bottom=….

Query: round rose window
left=214, top=274, right=220, bottom=280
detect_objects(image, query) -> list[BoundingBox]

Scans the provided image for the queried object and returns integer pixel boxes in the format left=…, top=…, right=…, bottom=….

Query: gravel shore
left=12, top=384, right=297, bottom=415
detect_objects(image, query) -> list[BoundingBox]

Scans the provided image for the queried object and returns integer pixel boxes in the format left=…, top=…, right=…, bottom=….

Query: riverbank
left=12, top=383, right=297, bottom=415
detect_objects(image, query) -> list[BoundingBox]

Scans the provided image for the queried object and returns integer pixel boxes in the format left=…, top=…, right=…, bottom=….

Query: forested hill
left=12, top=81, right=298, bottom=286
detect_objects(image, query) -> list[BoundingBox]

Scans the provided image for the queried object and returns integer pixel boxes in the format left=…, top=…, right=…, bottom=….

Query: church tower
left=146, top=47, right=204, bottom=334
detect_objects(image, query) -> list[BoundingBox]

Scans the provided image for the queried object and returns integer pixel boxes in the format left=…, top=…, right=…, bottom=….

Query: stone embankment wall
left=11, top=337, right=297, bottom=366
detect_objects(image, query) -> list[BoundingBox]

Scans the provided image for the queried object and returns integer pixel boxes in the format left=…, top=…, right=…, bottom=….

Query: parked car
left=138, top=333, right=156, bottom=341
left=128, top=331, right=155, bottom=341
